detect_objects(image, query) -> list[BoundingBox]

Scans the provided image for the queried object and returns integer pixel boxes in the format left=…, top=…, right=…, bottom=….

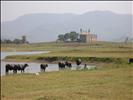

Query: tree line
left=1, top=36, right=29, bottom=44
left=58, top=31, right=80, bottom=42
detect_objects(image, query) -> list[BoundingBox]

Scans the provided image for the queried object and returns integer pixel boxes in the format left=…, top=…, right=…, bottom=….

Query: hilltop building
left=79, top=28, right=97, bottom=43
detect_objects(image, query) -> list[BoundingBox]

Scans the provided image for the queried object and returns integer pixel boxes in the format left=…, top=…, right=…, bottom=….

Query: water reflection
left=1, top=51, right=95, bottom=76
left=1, top=51, right=51, bottom=76
left=1, top=61, right=79, bottom=76
left=1, top=62, right=59, bottom=76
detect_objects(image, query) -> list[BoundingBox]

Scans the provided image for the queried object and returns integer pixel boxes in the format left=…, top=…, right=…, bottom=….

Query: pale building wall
left=80, top=29, right=97, bottom=43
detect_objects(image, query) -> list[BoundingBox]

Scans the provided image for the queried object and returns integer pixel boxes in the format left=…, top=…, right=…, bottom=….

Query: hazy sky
left=1, top=1, right=133, bottom=22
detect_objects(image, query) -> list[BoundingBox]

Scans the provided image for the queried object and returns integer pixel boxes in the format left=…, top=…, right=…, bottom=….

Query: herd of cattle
left=5, top=59, right=82, bottom=75
left=5, top=58, right=133, bottom=75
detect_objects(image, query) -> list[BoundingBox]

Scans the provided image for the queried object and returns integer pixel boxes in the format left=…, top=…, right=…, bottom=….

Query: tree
left=58, top=31, right=79, bottom=42
left=64, top=33, right=70, bottom=41
left=58, top=34, right=64, bottom=41
left=4, top=39, right=12, bottom=43
left=13, top=39, right=22, bottom=44
left=69, top=31, right=79, bottom=41
left=22, top=35, right=26, bottom=43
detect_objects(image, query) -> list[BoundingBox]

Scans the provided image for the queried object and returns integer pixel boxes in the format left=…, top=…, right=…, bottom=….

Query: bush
left=37, top=56, right=128, bottom=63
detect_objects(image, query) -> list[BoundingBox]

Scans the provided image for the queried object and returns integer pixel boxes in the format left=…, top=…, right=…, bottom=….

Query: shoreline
left=2, top=59, right=57, bottom=64
left=3, top=55, right=129, bottom=64
left=2, top=58, right=101, bottom=65
left=2, top=58, right=128, bottom=67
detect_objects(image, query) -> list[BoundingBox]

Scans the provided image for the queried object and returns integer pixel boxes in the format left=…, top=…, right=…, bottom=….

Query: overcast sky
left=1, top=1, right=133, bottom=22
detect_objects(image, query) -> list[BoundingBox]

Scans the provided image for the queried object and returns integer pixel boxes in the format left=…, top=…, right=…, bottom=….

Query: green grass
left=2, top=42, right=133, bottom=62
left=1, top=42, right=133, bottom=100
left=1, top=63, right=133, bottom=100
left=1, top=42, right=133, bottom=52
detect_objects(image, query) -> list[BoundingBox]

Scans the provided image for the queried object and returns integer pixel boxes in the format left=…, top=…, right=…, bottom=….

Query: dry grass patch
left=1, top=64, right=133, bottom=100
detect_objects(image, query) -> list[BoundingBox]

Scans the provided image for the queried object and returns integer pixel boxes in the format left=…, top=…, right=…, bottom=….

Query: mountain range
left=1, top=11, right=133, bottom=43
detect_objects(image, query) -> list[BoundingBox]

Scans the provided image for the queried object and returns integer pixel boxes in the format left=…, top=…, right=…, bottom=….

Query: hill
left=1, top=11, right=132, bottom=42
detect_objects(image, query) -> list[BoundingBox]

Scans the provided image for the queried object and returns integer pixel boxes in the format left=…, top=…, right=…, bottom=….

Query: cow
left=5, top=64, right=28, bottom=75
left=58, top=62, right=65, bottom=70
left=76, top=59, right=82, bottom=70
left=5, top=64, right=17, bottom=74
left=76, top=59, right=82, bottom=66
left=18, top=64, right=29, bottom=73
left=65, top=61, right=72, bottom=68
left=40, top=64, right=48, bottom=72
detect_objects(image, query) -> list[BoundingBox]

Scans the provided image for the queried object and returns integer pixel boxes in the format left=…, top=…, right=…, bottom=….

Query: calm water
left=1, top=51, right=50, bottom=59
left=1, top=61, right=60, bottom=76
left=1, top=51, right=55, bottom=76
left=1, top=51, right=75, bottom=76
left=1, top=51, right=95, bottom=76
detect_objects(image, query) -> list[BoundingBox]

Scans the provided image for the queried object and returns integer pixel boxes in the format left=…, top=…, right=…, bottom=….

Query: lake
left=1, top=51, right=95, bottom=76
left=1, top=51, right=76, bottom=76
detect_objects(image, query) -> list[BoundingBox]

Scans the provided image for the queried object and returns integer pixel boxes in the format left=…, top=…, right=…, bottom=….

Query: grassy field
left=1, top=42, right=133, bottom=52
left=1, top=63, right=133, bottom=100
left=1, top=42, right=133, bottom=100
left=1, top=42, right=133, bottom=62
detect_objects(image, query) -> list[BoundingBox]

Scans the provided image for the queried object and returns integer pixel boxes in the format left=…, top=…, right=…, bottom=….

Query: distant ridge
left=1, top=11, right=132, bottom=43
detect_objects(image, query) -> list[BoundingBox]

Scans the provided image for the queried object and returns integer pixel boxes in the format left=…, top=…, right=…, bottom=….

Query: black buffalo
left=76, top=59, right=82, bottom=66
left=58, top=62, right=65, bottom=69
left=5, top=64, right=28, bottom=75
left=18, top=64, right=29, bottom=73
left=5, top=64, right=17, bottom=74
left=40, top=64, right=48, bottom=72
left=65, top=61, right=72, bottom=68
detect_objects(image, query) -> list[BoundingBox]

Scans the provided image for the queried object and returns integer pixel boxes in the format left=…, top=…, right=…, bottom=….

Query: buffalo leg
left=5, top=68, right=9, bottom=75
left=13, top=70, right=17, bottom=74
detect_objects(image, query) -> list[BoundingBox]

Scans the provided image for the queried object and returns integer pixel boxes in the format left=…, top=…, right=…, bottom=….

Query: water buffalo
left=40, top=64, right=48, bottom=72
left=5, top=64, right=28, bottom=75
left=76, top=59, right=82, bottom=70
left=65, top=61, right=72, bottom=68
left=76, top=59, right=82, bottom=66
left=18, top=64, right=29, bottom=73
left=58, top=62, right=65, bottom=69
left=5, top=64, right=17, bottom=74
